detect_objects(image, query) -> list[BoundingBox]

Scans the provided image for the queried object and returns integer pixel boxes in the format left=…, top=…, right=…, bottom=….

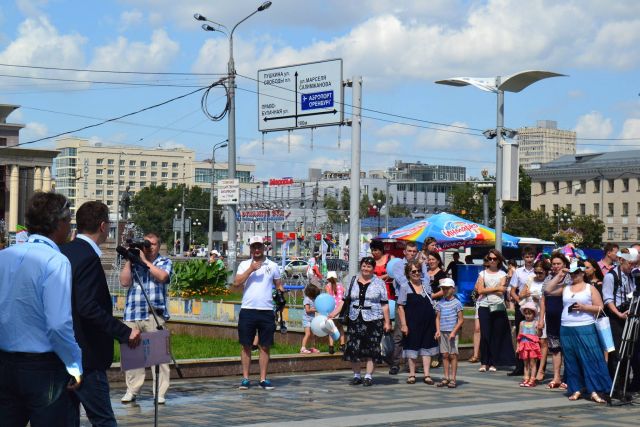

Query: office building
left=518, top=120, right=576, bottom=170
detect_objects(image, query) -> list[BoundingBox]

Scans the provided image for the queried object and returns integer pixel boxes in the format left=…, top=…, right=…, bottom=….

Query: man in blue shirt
left=0, top=192, right=83, bottom=426
left=119, top=232, right=172, bottom=404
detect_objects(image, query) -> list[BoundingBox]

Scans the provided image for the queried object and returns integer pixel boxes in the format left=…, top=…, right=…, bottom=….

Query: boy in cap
left=435, top=278, right=464, bottom=388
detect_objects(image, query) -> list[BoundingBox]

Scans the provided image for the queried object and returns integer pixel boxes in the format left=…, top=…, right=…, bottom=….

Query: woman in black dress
left=343, top=257, right=392, bottom=386
left=397, top=260, right=439, bottom=384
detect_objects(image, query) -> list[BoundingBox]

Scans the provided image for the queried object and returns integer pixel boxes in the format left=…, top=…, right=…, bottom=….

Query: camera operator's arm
left=120, top=260, right=133, bottom=287
left=138, top=251, right=170, bottom=284
left=602, top=272, right=627, bottom=319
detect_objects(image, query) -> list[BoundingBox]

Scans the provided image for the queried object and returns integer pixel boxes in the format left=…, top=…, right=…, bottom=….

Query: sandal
left=519, top=378, right=530, bottom=387
left=468, top=356, right=480, bottom=363
left=299, top=348, right=311, bottom=354
left=406, top=376, right=416, bottom=384
left=568, top=391, right=581, bottom=401
left=309, top=348, right=320, bottom=353
left=478, top=366, right=487, bottom=372
left=447, top=380, right=457, bottom=389
left=546, top=381, right=561, bottom=389
left=436, top=378, right=450, bottom=387
left=591, top=392, right=606, bottom=404
left=527, top=379, right=537, bottom=388
left=559, top=383, right=568, bottom=390
left=488, top=366, right=497, bottom=372
left=423, top=376, right=434, bottom=385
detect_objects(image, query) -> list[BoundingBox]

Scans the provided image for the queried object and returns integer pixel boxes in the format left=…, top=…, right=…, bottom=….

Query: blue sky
left=1, top=0, right=639, bottom=180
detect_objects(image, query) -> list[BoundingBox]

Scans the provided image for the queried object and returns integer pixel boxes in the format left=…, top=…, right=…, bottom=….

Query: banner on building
left=237, top=209, right=290, bottom=222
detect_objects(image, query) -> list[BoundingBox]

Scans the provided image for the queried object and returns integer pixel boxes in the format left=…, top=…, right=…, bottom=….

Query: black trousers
left=608, top=314, right=640, bottom=389
left=513, top=303, right=524, bottom=372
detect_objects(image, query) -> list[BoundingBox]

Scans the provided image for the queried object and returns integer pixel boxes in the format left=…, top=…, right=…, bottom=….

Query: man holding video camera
left=119, top=232, right=172, bottom=404
left=603, top=249, right=639, bottom=391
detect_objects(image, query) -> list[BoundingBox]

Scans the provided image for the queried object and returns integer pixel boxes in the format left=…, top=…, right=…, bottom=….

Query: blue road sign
left=301, top=90, right=334, bottom=110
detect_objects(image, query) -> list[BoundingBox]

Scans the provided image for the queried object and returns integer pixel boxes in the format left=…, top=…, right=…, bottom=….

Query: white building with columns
left=1, top=105, right=57, bottom=234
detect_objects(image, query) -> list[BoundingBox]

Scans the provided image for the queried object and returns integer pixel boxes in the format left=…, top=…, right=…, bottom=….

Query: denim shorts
left=238, top=309, right=276, bottom=347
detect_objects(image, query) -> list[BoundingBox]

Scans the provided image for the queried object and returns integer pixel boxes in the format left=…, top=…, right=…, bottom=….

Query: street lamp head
left=258, top=1, right=272, bottom=12
left=202, top=23, right=216, bottom=32
left=194, top=13, right=207, bottom=21
left=483, top=129, right=497, bottom=139
left=220, top=143, right=228, bottom=149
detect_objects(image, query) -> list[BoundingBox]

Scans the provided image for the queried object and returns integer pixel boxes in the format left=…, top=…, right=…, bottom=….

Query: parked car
left=280, top=259, right=310, bottom=278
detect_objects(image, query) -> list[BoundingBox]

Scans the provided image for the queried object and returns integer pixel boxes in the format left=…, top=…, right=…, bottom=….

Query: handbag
left=489, top=301, right=506, bottom=312
left=339, top=276, right=357, bottom=326
left=595, top=307, right=615, bottom=353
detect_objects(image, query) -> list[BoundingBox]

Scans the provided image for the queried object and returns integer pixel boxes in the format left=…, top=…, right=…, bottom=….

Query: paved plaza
left=101, top=364, right=639, bottom=426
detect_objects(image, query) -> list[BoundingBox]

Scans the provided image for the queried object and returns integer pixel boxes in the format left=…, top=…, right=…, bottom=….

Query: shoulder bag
left=338, top=275, right=357, bottom=326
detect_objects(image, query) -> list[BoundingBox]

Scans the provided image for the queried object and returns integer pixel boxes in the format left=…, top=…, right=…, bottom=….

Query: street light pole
left=195, top=1, right=272, bottom=281
left=208, top=140, right=228, bottom=252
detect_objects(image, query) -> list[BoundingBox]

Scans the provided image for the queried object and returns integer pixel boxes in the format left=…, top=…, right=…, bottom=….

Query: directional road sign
left=258, top=58, right=343, bottom=132
left=217, top=179, right=240, bottom=205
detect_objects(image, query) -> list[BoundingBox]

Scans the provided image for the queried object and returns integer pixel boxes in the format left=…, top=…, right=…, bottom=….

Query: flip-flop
left=299, top=348, right=311, bottom=354
left=423, top=376, right=434, bottom=385
left=447, top=380, right=457, bottom=389
left=560, top=383, right=568, bottom=390
left=568, top=391, right=581, bottom=401
left=406, top=376, right=416, bottom=384
left=478, top=367, right=487, bottom=372
left=436, top=378, right=450, bottom=387
left=591, top=392, right=606, bottom=404
left=546, top=381, right=561, bottom=389
left=309, top=348, right=320, bottom=353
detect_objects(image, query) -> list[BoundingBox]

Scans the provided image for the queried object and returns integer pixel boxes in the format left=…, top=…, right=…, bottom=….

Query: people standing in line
left=232, top=236, right=283, bottom=390
left=584, top=258, right=605, bottom=298
left=602, top=249, right=639, bottom=391
left=119, top=232, right=173, bottom=403
left=516, top=302, right=542, bottom=388
left=507, top=247, right=537, bottom=377
left=539, top=252, right=571, bottom=389
left=370, top=240, right=395, bottom=300
left=397, top=260, right=439, bottom=385
left=598, top=243, right=619, bottom=275
left=474, top=249, right=515, bottom=372
left=300, top=285, right=321, bottom=354
left=0, top=192, right=83, bottom=426
left=525, top=259, right=551, bottom=382
left=435, top=278, right=464, bottom=388
left=426, top=252, right=447, bottom=300
left=445, top=252, right=464, bottom=284
left=420, top=237, right=438, bottom=264
left=61, top=201, right=141, bottom=426
left=326, top=271, right=346, bottom=354
left=545, top=260, right=610, bottom=403
left=388, top=241, right=426, bottom=375
left=343, top=257, right=392, bottom=387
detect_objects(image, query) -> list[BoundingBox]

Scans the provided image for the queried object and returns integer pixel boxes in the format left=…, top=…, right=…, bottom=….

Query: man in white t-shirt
left=232, top=236, right=283, bottom=391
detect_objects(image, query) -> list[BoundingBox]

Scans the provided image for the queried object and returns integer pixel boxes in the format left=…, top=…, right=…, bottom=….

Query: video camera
left=125, top=238, right=151, bottom=257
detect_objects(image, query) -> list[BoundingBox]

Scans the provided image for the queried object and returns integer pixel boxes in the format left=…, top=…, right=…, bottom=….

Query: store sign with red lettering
left=237, top=209, right=290, bottom=222
left=269, top=177, right=294, bottom=186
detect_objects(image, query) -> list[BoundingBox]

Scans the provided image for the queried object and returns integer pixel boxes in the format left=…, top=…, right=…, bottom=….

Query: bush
left=170, top=259, right=229, bottom=298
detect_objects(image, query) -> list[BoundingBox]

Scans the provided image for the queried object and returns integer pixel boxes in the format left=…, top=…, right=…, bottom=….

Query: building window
left=162, top=162, right=168, bottom=168
left=608, top=227, right=614, bottom=240
left=195, top=168, right=211, bottom=183
left=107, top=190, right=113, bottom=196
left=96, top=179, right=103, bottom=185
left=172, top=183, right=178, bottom=189
left=139, top=181, right=146, bottom=187
left=107, top=169, right=114, bottom=176
left=129, top=160, right=136, bottom=167
left=140, top=161, right=147, bottom=167
left=129, top=171, right=136, bottom=177
left=637, top=202, right=640, bottom=216
left=107, top=200, right=113, bottom=206
left=580, top=204, right=585, bottom=215
left=540, top=182, right=546, bottom=193
left=553, top=181, right=559, bottom=194
left=172, top=162, right=179, bottom=168
left=623, top=227, right=629, bottom=240
left=107, top=180, right=114, bottom=186
left=172, top=172, right=178, bottom=179
left=161, top=172, right=168, bottom=178
left=140, top=171, right=147, bottom=177
left=96, top=189, right=103, bottom=196
left=553, top=204, right=559, bottom=214
left=151, top=161, right=157, bottom=167
left=540, top=204, right=546, bottom=213
left=96, top=169, right=103, bottom=175
left=566, top=204, right=572, bottom=212
left=107, top=159, right=114, bottom=166
left=119, top=159, right=125, bottom=166
left=593, top=179, right=600, bottom=193
left=638, top=227, right=640, bottom=240
left=119, top=170, right=125, bottom=176
left=608, top=203, right=614, bottom=217
left=96, top=158, right=104, bottom=165
left=623, top=202, right=629, bottom=217
left=623, top=178, right=629, bottom=192
left=594, top=203, right=600, bottom=215
left=566, top=181, right=572, bottom=194
left=151, top=172, right=157, bottom=178
left=128, top=181, right=136, bottom=187
left=608, top=179, right=614, bottom=192
left=579, top=180, right=586, bottom=193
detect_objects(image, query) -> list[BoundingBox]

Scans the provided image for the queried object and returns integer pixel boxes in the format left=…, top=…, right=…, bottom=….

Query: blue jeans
left=72, top=369, right=116, bottom=427
left=0, top=351, right=76, bottom=427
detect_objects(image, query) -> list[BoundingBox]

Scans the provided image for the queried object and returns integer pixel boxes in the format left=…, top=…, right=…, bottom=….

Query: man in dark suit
left=61, top=201, right=140, bottom=426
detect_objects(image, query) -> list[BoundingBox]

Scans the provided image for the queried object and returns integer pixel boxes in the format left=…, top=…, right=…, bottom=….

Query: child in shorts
left=435, top=278, right=464, bottom=388
left=300, top=284, right=321, bottom=353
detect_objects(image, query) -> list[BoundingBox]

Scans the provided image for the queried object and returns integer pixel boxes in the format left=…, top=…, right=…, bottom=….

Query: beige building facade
left=518, top=120, right=576, bottom=170
left=528, top=150, right=640, bottom=245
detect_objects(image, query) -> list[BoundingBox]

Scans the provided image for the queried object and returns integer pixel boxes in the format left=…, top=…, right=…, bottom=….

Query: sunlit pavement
left=98, top=364, right=640, bottom=426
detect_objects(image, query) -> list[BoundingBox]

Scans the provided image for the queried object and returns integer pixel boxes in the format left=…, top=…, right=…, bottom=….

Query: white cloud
left=374, top=139, right=401, bottom=153
left=375, top=123, right=417, bottom=138
left=16, top=0, right=49, bottom=16
left=89, top=29, right=179, bottom=72
left=620, top=118, right=640, bottom=139
left=574, top=111, right=613, bottom=139
left=119, top=10, right=144, bottom=31
left=414, top=122, right=484, bottom=151
left=24, top=121, right=48, bottom=138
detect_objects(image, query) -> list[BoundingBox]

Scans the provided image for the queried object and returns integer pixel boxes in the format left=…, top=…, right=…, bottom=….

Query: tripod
left=609, top=291, right=640, bottom=404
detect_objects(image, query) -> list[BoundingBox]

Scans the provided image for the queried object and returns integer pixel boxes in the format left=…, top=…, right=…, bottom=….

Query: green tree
left=568, top=214, right=605, bottom=248
left=504, top=205, right=554, bottom=240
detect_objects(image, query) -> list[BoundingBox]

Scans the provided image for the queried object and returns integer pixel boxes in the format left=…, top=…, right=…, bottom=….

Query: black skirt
left=343, top=315, right=384, bottom=363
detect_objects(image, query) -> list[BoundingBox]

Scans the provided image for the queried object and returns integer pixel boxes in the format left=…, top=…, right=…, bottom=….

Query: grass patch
left=113, top=333, right=317, bottom=362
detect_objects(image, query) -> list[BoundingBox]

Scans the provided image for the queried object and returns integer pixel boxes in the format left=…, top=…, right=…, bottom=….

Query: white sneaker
left=121, top=391, right=136, bottom=403
left=157, top=396, right=166, bottom=404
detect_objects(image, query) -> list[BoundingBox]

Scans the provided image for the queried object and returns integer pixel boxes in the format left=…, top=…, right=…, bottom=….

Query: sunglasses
left=410, top=270, right=421, bottom=274
left=487, top=257, right=498, bottom=261
left=534, top=270, right=546, bottom=274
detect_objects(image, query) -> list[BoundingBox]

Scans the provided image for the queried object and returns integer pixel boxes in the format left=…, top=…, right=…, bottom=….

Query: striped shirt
left=123, top=254, right=172, bottom=321
left=436, top=297, right=463, bottom=332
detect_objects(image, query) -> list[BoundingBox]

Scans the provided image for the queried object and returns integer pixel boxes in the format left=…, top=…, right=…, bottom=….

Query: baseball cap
left=617, top=250, right=637, bottom=262
left=568, top=261, right=585, bottom=273
left=439, top=278, right=455, bottom=288
left=249, top=236, right=264, bottom=246
left=327, top=271, right=338, bottom=279
left=210, top=250, right=220, bottom=256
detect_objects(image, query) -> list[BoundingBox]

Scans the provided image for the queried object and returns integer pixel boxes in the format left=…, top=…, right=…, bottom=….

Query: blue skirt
left=560, top=324, right=612, bottom=394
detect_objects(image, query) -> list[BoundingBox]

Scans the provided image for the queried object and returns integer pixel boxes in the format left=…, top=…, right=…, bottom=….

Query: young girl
left=325, top=271, right=346, bottom=354
left=300, top=285, right=321, bottom=353
left=516, top=302, right=542, bottom=387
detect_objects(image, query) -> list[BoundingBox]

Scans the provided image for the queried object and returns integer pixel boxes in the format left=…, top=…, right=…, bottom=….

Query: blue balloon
left=315, top=293, right=336, bottom=316
left=386, top=258, right=402, bottom=279
left=388, top=299, right=396, bottom=320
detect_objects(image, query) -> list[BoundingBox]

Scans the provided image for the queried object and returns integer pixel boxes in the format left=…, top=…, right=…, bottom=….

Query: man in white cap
left=209, top=249, right=224, bottom=269
left=232, top=236, right=283, bottom=390
left=603, top=248, right=639, bottom=387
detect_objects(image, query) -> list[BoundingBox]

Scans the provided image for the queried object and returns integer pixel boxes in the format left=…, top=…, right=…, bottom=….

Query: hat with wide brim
left=520, top=301, right=538, bottom=315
